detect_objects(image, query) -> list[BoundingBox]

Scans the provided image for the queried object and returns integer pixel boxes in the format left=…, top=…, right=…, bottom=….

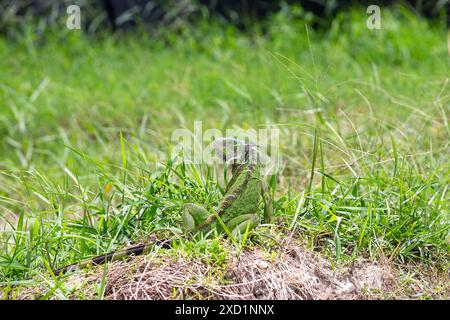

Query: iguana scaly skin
left=54, top=138, right=273, bottom=275
left=182, top=138, right=272, bottom=238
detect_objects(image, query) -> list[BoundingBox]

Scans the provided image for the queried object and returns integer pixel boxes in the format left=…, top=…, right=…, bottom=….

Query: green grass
left=0, top=5, right=449, bottom=296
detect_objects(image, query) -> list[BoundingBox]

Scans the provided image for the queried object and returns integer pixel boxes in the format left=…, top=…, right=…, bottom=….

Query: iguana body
left=182, top=143, right=272, bottom=238
left=54, top=138, right=272, bottom=275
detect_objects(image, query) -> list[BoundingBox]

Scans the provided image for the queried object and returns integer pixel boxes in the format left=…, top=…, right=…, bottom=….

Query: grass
left=0, top=5, right=449, bottom=298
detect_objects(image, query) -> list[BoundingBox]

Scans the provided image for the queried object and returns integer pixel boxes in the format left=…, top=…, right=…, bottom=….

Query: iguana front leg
left=182, top=203, right=212, bottom=232
left=261, top=178, right=273, bottom=223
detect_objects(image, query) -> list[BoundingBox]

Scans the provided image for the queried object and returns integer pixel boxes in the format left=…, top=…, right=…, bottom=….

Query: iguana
left=54, top=138, right=273, bottom=275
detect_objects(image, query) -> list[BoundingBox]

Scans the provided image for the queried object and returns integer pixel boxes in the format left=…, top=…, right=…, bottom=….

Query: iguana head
left=213, top=137, right=259, bottom=166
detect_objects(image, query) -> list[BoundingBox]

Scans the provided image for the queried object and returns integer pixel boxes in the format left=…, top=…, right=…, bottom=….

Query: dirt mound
left=95, top=241, right=394, bottom=300
left=11, top=236, right=448, bottom=300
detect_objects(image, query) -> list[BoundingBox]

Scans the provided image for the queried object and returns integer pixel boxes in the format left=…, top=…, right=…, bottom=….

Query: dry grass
left=9, top=234, right=447, bottom=300
left=94, top=248, right=449, bottom=300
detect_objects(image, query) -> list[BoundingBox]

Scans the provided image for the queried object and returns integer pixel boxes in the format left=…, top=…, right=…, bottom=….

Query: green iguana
left=54, top=138, right=273, bottom=275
